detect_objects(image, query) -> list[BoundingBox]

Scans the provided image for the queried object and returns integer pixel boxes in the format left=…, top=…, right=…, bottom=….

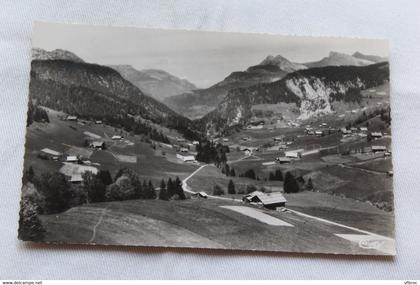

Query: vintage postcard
left=19, top=22, right=395, bottom=255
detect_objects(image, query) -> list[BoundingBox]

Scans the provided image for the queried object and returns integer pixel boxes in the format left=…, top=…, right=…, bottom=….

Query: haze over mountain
left=352, top=51, right=387, bottom=63
left=164, top=54, right=307, bottom=119
left=305, top=51, right=376, bottom=68
left=32, top=48, right=84, bottom=63
left=109, top=65, right=197, bottom=101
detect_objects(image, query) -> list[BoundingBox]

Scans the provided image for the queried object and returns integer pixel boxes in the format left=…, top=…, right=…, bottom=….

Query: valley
left=19, top=46, right=394, bottom=255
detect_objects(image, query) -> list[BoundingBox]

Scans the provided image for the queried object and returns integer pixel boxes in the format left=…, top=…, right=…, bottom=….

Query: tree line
left=18, top=166, right=186, bottom=241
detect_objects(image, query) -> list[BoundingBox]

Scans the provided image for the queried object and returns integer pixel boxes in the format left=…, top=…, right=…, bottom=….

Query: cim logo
left=359, top=238, right=385, bottom=249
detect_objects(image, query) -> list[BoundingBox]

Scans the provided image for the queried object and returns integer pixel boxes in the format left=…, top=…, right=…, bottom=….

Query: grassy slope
left=23, top=108, right=197, bottom=184
left=40, top=198, right=385, bottom=255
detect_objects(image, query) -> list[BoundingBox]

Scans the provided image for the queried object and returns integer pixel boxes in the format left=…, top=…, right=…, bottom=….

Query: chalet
left=278, top=143, right=288, bottom=150
left=242, top=191, right=287, bottom=209
left=192, top=192, right=208, bottom=199
left=340, top=128, right=351, bottom=134
left=40, top=148, right=62, bottom=158
left=176, top=153, right=196, bottom=162
left=112, top=135, right=122, bottom=140
left=371, top=132, right=383, bottom=139
left=247, top=124, right=263, bottom=130
left=90, top=141, right=105, bottom=150
left=371, top=145, right=387, bottom=153
left=285, top=149, right=303, bottom=159
left=180, top=148, right=189, bottom=153
left=243, top=148, right=252, bottom=156
left=70, top=174, right=83, bottom=184
left=66, top=156, right=79, bottom=163
left=66, top=115, right=78, bottom=121
left=276, top=157, right=292, bottom=164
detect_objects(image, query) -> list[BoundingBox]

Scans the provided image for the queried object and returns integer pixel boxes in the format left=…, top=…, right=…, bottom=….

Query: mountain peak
left=305, top=51, right=375, bottom=68
left=110, top=65, right=196, bottom=101
left=259, top=54, right=307, bottom=73
left=32, top=48, right=84, bottom=63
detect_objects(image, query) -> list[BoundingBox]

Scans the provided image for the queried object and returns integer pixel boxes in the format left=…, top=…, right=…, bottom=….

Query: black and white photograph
left=18, top=22, right=394, bottom=256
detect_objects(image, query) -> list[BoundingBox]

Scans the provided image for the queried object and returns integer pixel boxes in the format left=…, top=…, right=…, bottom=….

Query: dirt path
left=87, top=208, right=107, bottom=243
left=338, top=163, right=387, bottom=175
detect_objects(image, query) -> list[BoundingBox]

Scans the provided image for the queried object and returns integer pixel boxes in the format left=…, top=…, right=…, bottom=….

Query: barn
left=66, top=115, right=78, bottom=121
left=242, top=191, right=287, bottom=209
left=40, top=148, right=62, bottom=159
left=176, top=153, right=196, bottom=162
left=90, top=141, right=105, bottom=150
left=371, top=145, right=387, bottom=153
left=276, top=157, right=292, bottom=164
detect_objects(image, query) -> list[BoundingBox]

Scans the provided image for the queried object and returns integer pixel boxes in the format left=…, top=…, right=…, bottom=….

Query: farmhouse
left=278, top=143, right=287, bottom=150
left=66, top=155, right=79, bottom=163
left=40, top=148, right=62, bottom=158
left=89, top=141, right=105, bottom=150
left=70, top=174, right=83, bottom=184
left=243, top=148, right=252, bottom=156
left=176, top=153, right=196, bottom=162
left=340, top=128, right=351, bottom=134
left=242, top=191, right=287, bottom=209
left=66, top=115, right=78, bottom=121
left=371, top=132, right=383, bottom=139
left=285, top=149, right=303, bottom=159
left=276, top=157, right=292, bottom=164
left=112, top=135, right=122, bottom=140
left=372, top=145, right=387, bottom=153
left=247, top=124, right=263, bottom=130
left=192, top=192, right=208, bottom=199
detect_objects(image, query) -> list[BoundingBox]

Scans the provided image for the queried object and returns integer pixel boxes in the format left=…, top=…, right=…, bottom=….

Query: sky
left=33, top=22, right=389, bottom=88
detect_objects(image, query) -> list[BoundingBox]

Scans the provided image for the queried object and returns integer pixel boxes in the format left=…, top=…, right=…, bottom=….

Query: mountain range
left=29, top=48, right=388, bottom=137
left=29, top=57, right=199, bottom=140
left=200, top=62, right=389, bottom=133
left=109, top=65, right=197, bottom=101
left=164, top=51, right=387, bottom=119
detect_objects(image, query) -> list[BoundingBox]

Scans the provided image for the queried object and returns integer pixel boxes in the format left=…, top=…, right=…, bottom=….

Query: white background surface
left=1, top=0, right=420, bottom=279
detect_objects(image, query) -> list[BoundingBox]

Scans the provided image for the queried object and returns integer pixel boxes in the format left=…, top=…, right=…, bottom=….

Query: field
left=39, top=198, right=393, bottom=255
left=23, top=102, right=395, bottom=255
left=23, top=108, right=198, bottom=185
